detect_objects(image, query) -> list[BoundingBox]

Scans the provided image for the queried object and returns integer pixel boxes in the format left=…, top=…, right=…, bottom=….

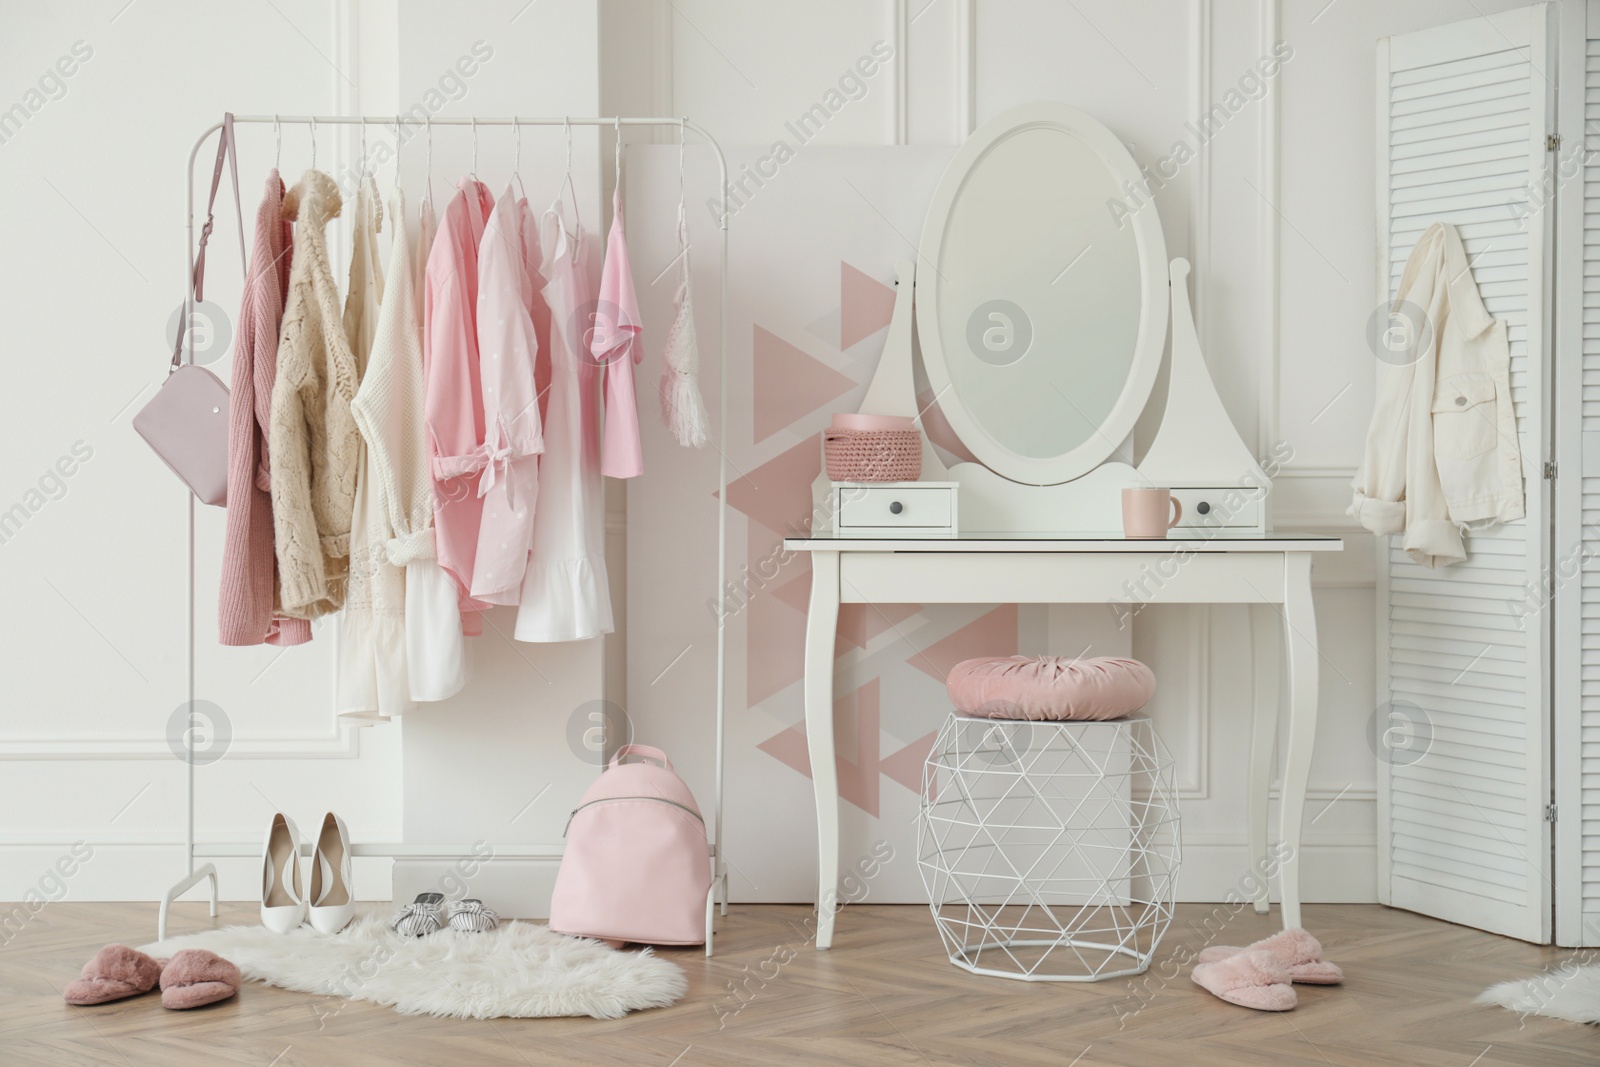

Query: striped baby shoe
left=446, top=898, right=499, bottom=933
left=390, top=892, right=445, bottom=937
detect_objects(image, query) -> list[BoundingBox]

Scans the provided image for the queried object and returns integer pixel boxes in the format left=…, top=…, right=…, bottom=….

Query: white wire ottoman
left=916, top=713, right=1181, bottom=982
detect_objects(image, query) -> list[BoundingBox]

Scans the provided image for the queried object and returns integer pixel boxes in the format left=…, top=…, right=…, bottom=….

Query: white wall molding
left=891, top=0, right=909, bottom=145
left=1257, top=0, right=1281, bottom=458
left=956, top=0, right=975, bottom=139
left=1188, top=0, right=1212, bottom=339
left=0, top=729, right=361, bottom=760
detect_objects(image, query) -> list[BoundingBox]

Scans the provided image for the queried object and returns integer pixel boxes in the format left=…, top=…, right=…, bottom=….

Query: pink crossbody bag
left=133, top=113, right=245, bottom=507
left=550, top=745, right=713, bottom=946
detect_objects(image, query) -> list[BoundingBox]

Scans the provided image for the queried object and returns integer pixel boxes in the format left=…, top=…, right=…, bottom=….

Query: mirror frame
left=916, top=101, right=1169, bottom=487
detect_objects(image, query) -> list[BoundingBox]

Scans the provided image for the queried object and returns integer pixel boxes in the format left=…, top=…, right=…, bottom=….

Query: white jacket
left=1349, top=221, right=1524, bottom=568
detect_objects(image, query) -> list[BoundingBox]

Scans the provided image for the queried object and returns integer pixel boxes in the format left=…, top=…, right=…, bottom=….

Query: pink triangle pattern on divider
left=756, top=679, right=933, bottom=815
left=722, top=433, right=823, bottom=537
left=841, top=262, right=896, bottom=350
left=837, top=602, right=921, bottom=651
left=753, top=325, right=856, bottom=445
left=907, top=605, right=1020, bottom=684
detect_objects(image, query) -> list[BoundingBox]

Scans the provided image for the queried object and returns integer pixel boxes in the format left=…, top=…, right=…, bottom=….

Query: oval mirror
left=917, top=102, right=1169, bottom=486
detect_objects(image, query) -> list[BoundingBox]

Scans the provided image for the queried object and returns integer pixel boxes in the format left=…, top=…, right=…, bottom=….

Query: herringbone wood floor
left=0, top=901, right=1592, bottom=1066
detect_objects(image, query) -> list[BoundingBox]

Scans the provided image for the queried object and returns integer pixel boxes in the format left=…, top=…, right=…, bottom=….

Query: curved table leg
left=805, top=552, right=842, bottom=949
left=1247, top=603, right=1279, bottom=916
left=1278, top=553, right=1318, bottom=931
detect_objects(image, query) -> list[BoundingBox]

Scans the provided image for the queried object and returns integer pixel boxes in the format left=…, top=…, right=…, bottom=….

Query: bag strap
left=171, top=113, right=247, bottom=370
left=609, top=744, right=672, bottom=771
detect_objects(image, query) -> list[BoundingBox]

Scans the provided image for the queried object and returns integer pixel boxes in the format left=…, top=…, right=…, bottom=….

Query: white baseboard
left=1, top=839, right=1376, bottom=911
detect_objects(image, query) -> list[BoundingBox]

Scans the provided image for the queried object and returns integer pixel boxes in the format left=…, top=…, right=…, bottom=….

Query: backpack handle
left=609, top=744, right=673, bottom=771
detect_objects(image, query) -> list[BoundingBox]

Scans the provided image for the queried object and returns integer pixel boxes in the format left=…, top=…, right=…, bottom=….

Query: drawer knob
left=1196, top=501, right=1210, bottom=515
left=889, top=501, right=904, bottom=515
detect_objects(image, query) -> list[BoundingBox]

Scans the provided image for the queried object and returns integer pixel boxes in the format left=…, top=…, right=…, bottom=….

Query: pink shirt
left=424, top=180, right=494, bottom=628
left=470, top=188, right=545, bottom=604
left=593, top=189, right=643, bottom=479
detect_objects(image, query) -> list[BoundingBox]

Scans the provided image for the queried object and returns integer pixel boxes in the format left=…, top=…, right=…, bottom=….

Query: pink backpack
left=549, top=745, right=713, bottom=946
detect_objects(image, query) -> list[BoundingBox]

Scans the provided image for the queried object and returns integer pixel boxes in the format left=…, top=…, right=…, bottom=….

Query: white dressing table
left=786, top=531, right=1341, bottom=950
left=794, top=102, right=1342, bottom=950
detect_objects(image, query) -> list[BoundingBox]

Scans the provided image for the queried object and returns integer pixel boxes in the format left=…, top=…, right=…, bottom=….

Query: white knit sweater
left=271, top=170, right=361, bottom=618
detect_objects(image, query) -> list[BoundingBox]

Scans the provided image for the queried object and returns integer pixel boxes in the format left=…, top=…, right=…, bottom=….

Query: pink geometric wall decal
left=723, top=433, right=822, bottom=536
left=756, top=679, right=889, bottom=816
left=837, top=602, right=921, bottom=651
left=907, top=605, right=1019, bottom=683
left=841, top=262, right=896, bottom=350
left=880, top=731, right=938, bottom=794
left=745, top=521, right=809, bottom=709
left=753, top=325, right=856, bottom=444
left=916, top=387, right=981, bottom=465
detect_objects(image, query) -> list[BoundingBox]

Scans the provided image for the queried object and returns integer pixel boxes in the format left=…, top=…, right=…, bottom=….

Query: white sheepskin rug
left=1478, top=963, right=1600, bottom=1025
left=141, top=917, right=685, bottom=1019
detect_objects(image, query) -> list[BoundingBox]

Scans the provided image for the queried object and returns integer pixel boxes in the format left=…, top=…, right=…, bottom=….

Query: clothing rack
left=157, top=114, right=732, bottom=953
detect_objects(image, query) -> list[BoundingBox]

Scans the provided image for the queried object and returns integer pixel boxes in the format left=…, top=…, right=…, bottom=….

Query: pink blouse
left=470, top=187, right=545, bottom=604
left=593, top=189, right=643, bottom=479
left=423, top=179, right=494, bottom=631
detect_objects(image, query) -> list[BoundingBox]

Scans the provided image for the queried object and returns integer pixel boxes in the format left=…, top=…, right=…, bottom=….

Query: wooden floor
left=0, top=900, right=1593, bottom=1066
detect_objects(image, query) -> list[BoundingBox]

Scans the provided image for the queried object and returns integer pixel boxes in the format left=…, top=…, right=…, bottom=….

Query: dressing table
left=783, top=102, right=1342, bottom=950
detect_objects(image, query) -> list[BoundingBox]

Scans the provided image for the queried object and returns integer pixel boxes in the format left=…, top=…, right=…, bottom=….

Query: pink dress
left=423, top=179, right=494, bottom=635
left=470, top=186, right=545, bottom=604
left=514, top=203, right=614, bottom=642
left=594, top=189, right=643, bottom=479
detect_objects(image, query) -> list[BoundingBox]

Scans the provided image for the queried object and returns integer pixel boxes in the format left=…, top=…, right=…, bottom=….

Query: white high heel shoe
left=308, top=812, right=356, bottom=934
left=261, top=813, right=307, bottom=933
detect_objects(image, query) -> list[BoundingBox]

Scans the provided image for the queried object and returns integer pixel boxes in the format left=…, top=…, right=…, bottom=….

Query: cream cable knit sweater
left=271, top=170, right=360, bottom=618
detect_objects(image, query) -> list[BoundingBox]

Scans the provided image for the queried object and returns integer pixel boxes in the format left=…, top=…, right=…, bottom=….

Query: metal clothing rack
left=157, top=114, right=732, bottom=954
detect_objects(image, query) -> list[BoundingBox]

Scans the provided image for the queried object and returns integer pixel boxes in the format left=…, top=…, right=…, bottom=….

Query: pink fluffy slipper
left=159, top=948, right=240, bottom=1010
left=1191, top=950, right=1298, bottom=1011
left=1195, top=927, right=1343, bottom=985
left=63, top=945, right=165, bottom=1005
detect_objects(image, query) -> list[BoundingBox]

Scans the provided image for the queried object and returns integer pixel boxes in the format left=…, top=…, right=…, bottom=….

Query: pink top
left=470, top=187, right=545, bottom=604
left=424, top=179, right=495, bottom=629
left=593, top=189, right=643, bottom=479
left=219, top=171, right=312, bottom=647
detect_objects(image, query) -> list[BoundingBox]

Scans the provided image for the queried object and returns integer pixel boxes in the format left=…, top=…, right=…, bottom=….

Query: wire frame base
left=917, top=713, right=1181, bottom=983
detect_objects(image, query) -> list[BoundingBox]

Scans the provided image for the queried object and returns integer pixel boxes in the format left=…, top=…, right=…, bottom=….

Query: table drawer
left=1170, top=487, right=1262, bottom=530
left=836, top=484, right=956, bottom=531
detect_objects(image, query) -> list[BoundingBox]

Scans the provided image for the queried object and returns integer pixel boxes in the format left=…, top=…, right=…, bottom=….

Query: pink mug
left=1122, top=487, right=1183, bottom=539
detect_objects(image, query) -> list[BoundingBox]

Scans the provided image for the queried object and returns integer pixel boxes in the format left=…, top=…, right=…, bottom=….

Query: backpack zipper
left=563, top=796, right=704, bottom=837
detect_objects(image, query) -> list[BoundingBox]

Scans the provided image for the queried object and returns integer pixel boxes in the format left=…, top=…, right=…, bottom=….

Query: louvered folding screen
left=1553, top=0, right=1600, bottom=949
left=1375, top=3, right=1554, bottom=944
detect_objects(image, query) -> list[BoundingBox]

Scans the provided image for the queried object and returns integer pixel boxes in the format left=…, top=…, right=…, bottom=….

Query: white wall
left=0, top=0, right=402, bottom=906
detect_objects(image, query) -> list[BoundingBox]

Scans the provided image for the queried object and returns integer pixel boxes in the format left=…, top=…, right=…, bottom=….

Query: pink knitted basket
left=824, top=428, right=922, bottom=483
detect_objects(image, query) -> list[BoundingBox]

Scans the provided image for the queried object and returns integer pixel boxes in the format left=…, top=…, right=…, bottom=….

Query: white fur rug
left=1478, top=964, right=1600, bottom=1024
left=141, top=917, right=685, bottom=1019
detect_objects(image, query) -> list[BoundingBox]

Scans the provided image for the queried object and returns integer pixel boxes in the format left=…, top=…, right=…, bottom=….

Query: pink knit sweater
left=218, top=173, right=312, bottom=646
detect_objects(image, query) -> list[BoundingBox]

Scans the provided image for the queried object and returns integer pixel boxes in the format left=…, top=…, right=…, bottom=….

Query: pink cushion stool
left=946, top=656, right=1156, bottom=721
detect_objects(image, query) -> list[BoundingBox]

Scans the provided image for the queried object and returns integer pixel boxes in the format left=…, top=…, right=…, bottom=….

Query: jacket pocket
left=1431, top=372, right=1498, bottom=460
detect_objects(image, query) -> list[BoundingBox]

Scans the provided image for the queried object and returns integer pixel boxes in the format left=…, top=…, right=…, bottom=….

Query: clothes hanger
left=512, top=115, right=528, bottom=202
left=558, top=116, right=582, bottom=251
left=613, top=117, right=622, bottom=200
left=309, top=115, right=317, bottom=171
left=470, top=116, right=479, bottom=184
left=273, top=114, right=282, bottom=173
left=424, top=114, right=435, bottom=210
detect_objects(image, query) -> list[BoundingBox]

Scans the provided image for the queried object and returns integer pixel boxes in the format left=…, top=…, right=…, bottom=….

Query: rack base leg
left=157, top=863, right=219, bottom=943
